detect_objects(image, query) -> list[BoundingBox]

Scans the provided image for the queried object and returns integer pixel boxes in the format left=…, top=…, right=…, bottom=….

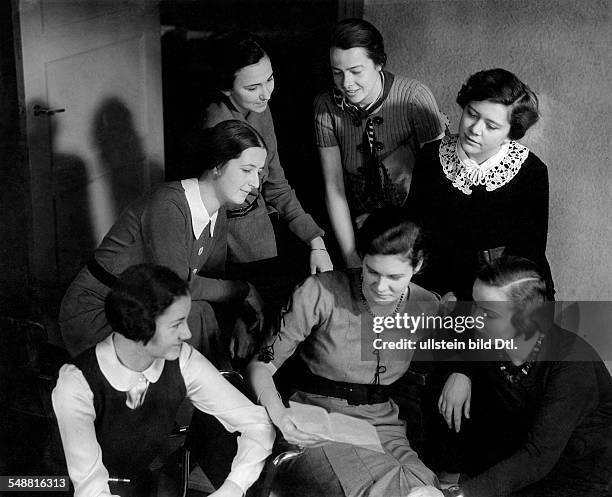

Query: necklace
left=498, top=334, right=545, bottom=384
left=359, top=275, right=409, bottom=318
left=360, top=274, right=409, bottom=385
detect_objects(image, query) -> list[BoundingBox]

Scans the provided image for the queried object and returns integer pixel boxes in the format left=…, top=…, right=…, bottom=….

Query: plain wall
left=364, top=0, right=612, bottom=301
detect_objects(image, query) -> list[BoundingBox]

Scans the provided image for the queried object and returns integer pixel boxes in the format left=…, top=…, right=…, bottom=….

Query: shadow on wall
left=91, top=97, right=146, bottom=214
left=26, top=97, right=152, bottom=334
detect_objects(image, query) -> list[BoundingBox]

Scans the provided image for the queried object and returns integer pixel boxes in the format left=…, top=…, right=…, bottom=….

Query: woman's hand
left=207, top=479, right=243, bottom=497
left=309, top=249, right=333, bottom=274
left=407, top=485, right=444, bottom=497
left=229, top=317, right=256, bottom=359
left=438, top=372, right=471, bottom=432
left=267, top=404, right=330, bottom=448
left=309, top=237, right=333, bottom=274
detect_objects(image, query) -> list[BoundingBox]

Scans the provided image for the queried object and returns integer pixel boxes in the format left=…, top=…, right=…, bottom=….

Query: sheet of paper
left=289, top=401, right=384, bottom=453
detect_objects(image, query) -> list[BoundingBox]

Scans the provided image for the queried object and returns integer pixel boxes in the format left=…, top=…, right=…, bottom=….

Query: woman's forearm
left=325, top=189, right=359, bottom=266
left=246, top=361, right=285, bottom=415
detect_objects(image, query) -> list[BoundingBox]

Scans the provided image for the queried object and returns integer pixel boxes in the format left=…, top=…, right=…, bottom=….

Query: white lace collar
left=439, top=135, right=529, bottom=195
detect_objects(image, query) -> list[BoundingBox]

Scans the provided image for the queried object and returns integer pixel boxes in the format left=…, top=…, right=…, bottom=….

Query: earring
left=213, top=168, right=219, bottom=179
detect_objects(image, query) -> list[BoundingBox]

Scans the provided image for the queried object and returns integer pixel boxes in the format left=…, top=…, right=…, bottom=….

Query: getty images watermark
left=370, top=312, right=517, bottom=352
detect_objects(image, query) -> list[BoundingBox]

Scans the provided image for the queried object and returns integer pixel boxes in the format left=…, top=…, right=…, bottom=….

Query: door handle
left=33, top=105, right=65, bottom=116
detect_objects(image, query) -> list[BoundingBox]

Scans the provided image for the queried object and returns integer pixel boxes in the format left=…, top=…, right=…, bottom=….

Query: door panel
left=16, top=0, right=164, bottom=328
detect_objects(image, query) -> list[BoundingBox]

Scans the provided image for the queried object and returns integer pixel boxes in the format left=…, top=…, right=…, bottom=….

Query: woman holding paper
left=247, top=207, right=441, bottom=496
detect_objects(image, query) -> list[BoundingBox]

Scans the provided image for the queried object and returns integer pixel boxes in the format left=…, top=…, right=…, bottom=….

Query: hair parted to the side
left=210, top=30, right=267, bottom=91
left=105, top=264, right=189, bottom=345
left=457, top=68, right=539, bottom=140
left=330, top=18, right=387, bottom=67
left=356, top=207, right=427, bottom=270
left=476, top=256, right=549, bottom=338
left=183, top=119, right=266, bottom=179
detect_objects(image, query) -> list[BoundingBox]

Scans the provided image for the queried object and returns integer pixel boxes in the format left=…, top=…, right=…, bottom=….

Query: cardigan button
left=198, top=247, right=203, bottom=256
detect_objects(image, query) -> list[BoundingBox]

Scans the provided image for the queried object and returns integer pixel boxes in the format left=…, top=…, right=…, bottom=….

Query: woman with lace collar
left=406, top=69, right=554, bottom=300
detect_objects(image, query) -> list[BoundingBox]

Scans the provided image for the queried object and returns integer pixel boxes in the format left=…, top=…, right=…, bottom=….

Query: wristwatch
left=442, top=485, right=464, bottom=497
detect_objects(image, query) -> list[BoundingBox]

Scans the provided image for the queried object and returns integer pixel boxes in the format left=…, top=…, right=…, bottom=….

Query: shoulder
left=203, top=100, right=237, bottom=127
left=390, top=74, right=437, bottom=102
left=148, top=182, right=187, bottom=207
left=549, top=325, right=602, bottom=363
left=409, top=281, right=440, bottom=302
left=293, top=270, right=352, bottom=302
left=522, top=149, right=549, bottom=177
left=313, top=89, right=334, bottom=111
left=52, top=363, right=93, bottom=404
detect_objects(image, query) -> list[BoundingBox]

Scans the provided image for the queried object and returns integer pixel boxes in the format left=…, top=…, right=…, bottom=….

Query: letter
left=454, top=316, right=465, bottom=333
left=384, top=316, right=395, bottom=329
left=373, top=316, right=384, bottom=334
left=373, top=338, right=382, bottom=349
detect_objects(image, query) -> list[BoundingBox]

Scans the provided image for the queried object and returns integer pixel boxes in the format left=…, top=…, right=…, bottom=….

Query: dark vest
left=73, top=347, right=186, bottom=479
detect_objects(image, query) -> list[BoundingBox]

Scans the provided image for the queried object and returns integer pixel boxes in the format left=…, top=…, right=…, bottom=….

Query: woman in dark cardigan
left=59, top=120, right=267, bottom=363
left=406, top=69, right=554, bottom=300
left=411, top=257, right=612, bottom=497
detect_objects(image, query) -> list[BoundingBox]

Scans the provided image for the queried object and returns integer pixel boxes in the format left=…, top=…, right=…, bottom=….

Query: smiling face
left=361, top=254, right=420, bottom=305
left=458, top=100, right=512, bottom=164
left=330, top=46, right=382, bottom=107
left=215, top=146, right=267, bottom=205
left=144, top=295, right=192, bottom=361
left=224, top=55, right=274, bottom=114
left=472, top=279, right=517, bottom=340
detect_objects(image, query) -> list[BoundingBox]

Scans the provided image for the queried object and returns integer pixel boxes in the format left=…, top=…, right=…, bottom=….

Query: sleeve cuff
left=287, top=214, right=324, bottom=244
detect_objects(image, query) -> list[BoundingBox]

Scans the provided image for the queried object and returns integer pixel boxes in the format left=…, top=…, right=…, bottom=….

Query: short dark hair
left=356, top=207, right=426, bottom=269
left=476, top=256, right=549, bottom=338
left=456, top=68, right=539, bottom=140
left=184, top=119, right=266, bottom=179
left=330, top=18, right=387, bottom=67
left=105, top=264, right=189, bottom=344
left=210, top=30, right=267, bottom=91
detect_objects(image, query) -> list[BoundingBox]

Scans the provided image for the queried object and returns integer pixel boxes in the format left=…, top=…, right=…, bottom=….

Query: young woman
left=60, top=120, right=267, bottom=363
left=406, top=69, right=554, bottom=300
left=315, top=19, right=446, bottom=267
left=411, top=257, right=612, bottom=497
left=247, top=208, right=441, bottom=497
left=203, top=31, right=332, bottom=278
left=53, top=264, right=275, bottom=497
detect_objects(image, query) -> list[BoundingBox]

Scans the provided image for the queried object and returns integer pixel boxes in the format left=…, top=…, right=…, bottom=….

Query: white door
left=15, top=0, right=164, bottom=326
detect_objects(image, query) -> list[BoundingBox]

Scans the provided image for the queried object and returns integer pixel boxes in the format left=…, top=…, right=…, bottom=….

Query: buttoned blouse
left=52, top=335, right=275, bottom=497
left=265, top=269, right=439, bottom=385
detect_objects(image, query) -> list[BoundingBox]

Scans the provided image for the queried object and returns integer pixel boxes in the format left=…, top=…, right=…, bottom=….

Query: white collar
left=456, top=139, right=510, bottom=172
left=181, top=178, right=217, bottom=239
left=439, top=135, right=529, bottom=195
left=96, top=333, right=165, bottom=391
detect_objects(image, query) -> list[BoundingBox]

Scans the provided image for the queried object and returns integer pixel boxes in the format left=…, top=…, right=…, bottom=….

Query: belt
left=296, top=370, right=390, bottom=406
left=87, top=258, right=117, bottom=288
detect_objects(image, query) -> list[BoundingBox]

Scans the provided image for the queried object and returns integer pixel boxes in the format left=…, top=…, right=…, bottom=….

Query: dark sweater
left=455, top=326, right=612, bottom=497
left=407, top=139, right=554, bottom=299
